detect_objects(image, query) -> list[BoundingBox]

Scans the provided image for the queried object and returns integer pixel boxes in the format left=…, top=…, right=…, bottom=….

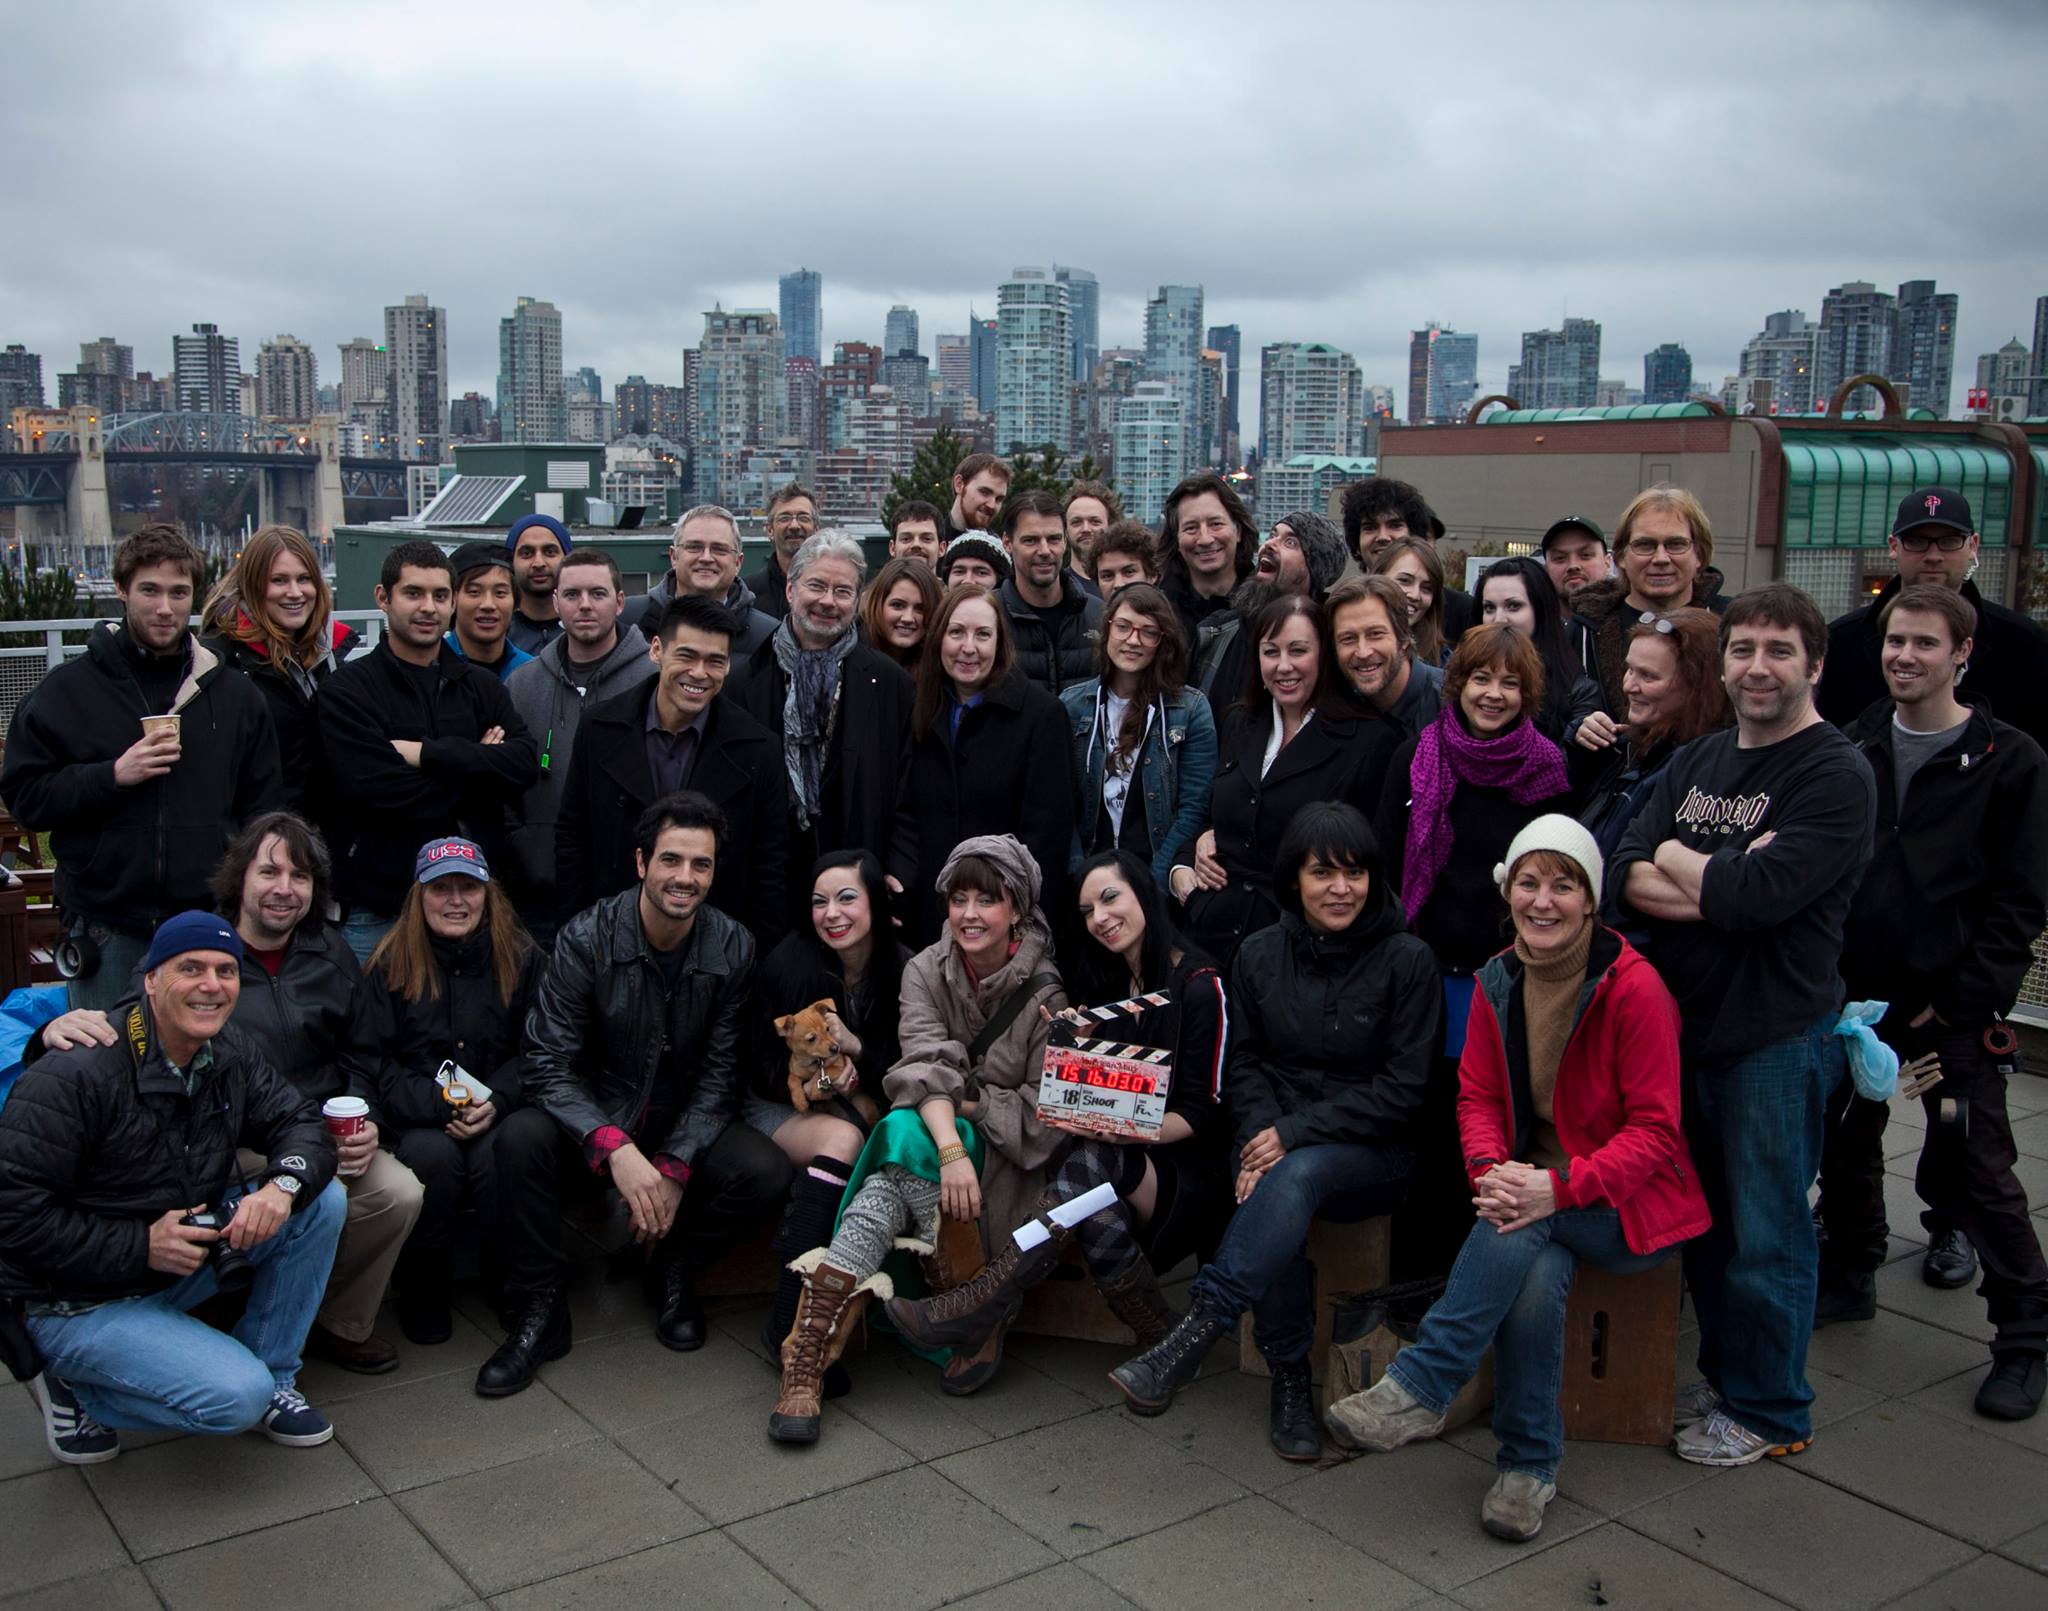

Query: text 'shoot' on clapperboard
left=1035, top=990, right=1173, bottom=1141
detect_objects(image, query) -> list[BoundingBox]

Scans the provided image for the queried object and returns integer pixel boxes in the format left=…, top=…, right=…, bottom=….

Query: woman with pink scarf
left=1376, top=624, right=1572, bottom=1271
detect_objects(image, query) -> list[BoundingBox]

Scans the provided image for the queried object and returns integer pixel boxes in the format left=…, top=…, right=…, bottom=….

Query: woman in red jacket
left=1322, top=815, right=1709, bottom=1544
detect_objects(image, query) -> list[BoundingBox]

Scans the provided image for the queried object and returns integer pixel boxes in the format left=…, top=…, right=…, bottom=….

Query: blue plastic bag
left=1834, top=1000, right=1900, bottom=1101
left=0, top=985, right=70, bottom=1110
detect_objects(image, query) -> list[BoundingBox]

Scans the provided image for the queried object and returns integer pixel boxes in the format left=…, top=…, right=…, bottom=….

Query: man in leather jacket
left=39, top=813, right=422, bottom=1379
left=478, top=790, right=792, bottom=1397
left=0, top=911, right=344, bottom=1463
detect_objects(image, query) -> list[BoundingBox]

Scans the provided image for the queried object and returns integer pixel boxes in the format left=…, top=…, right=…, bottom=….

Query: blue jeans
left=1189, top=1140, right=1412, bottom=1364
left=1388, top=1207, right=1668, bottom=1480
left=24, top=1180, right=346, bottom=1434
left=339, top=909, right=395, bottom=965
left=1683, top=1018, right=1845, bottom=1445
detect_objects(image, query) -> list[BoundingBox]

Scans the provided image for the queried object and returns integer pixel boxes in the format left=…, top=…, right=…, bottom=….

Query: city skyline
left=5, top=2, right=2043, bottom=422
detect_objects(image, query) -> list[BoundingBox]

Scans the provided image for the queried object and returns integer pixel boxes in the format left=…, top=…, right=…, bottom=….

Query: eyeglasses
left=1624, top=536, right=1695, bottom=558
left=1636, top=611, right=1677, bottom=635
left=676, top=540, right=737, bottom=559
left=1896, top=531, right=1971, bottom=553
left=1109, top=619, right=1162, bottom=645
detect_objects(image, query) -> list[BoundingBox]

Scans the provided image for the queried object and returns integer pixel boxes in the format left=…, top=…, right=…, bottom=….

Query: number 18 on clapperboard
left=1036, top=991, right=1174, bottom=1142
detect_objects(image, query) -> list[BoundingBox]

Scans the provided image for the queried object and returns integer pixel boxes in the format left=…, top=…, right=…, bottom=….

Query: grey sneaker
left=1672, top=1378, right=1722, bottom=1430
left=1480, top=1471, right=1556, bottom=1541
left=1324, top=1373, right=1447, bottom=1453
left=1671, top=1407, right=1810, bottom=1466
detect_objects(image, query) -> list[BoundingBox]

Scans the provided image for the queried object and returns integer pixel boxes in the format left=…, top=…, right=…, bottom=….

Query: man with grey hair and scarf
left=1191, top=510, right=1350, bottom=717
left=730, top=531, right=919, bottom=925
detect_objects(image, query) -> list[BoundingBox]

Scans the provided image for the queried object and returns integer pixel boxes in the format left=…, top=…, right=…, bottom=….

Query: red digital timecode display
left=1051, top=1058, right=1157, bottom=1096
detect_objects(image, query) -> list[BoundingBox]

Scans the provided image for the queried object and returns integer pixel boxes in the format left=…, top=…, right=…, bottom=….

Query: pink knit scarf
left=1401, top=710, right=1568, bottom=923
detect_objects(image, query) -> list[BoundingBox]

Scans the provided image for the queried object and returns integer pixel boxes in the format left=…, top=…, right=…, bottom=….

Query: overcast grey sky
left=6, top=0, right=2044, bottom=420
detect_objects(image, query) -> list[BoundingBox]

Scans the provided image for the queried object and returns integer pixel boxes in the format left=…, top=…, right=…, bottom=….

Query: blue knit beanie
left=505, top=512, right=573, bottom=553
left=143, top=911, right=244, bottom=973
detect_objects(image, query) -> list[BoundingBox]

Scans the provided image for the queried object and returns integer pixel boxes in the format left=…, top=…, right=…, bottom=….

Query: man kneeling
left=480, top=790, right=793, bottom=1396
left=0, top=912, right=344, bottom=1462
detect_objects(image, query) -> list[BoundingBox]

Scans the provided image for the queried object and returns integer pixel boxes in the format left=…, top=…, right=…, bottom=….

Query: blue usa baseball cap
left=415, top=837, right=491, bottom=884
left=144, top=910, right=244, bottom=973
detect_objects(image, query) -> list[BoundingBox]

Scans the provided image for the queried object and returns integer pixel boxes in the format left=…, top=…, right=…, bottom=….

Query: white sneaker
left=1323, top=1373, right=1447, bottom=1453
left=1672, top=1378, right=1722, bottom=1430
left=1672, top=1407, right=1810, bottom=1466
left=1480, top=1471, right=1556, bottom=1541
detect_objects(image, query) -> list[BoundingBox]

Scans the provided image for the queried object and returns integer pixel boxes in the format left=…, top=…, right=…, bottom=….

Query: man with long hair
left=40, top=813, right=423, bottom=1376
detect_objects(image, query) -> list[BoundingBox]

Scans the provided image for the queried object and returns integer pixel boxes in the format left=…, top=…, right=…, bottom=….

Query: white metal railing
left=0, top=610, right=387, bottom=669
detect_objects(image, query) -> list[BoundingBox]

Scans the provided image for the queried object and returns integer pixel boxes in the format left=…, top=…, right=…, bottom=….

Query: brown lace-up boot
left=1097, top=1261, right=1177, bottom=1350
left=768, top=1253, right=890, bottom=1446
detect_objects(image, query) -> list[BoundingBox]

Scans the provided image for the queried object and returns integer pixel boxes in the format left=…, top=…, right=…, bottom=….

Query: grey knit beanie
left=1281, top=511, right=1348, bottom=600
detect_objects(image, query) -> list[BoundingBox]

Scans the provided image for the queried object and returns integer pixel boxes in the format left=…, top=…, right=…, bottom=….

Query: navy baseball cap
left=1892, top=487, right=1973, bottom=537
left=415, top=837, right=491, bottom=884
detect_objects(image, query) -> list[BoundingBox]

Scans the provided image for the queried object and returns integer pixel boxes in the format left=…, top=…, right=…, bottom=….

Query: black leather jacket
left=224, top=921, right=373, bottom=1117
left=0, top=1010, right=335, bottom=1303
left=523, top=890, right=755, bottom=1168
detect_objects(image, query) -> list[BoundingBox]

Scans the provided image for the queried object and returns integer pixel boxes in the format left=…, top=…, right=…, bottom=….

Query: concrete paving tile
left=1873, top=1257, right=1994, bottom=1342
left=1625, top=1461, right=1975, bottom=1610
left=143, top=1495, right=473, bottom=1610
left=617, top=1388, right=915, bottom=1525
left=1994, top=1518, right=2048, bottom=1573
left=0, top=1385, right=62, bottom=1482
left=1086, top=1492, right=1435, bottom=1609
left=331, top=1369, right=598, bottom=1492
left=1002, top=1334, right=1139, bottom=1409
left=1808, top=1366, right=1886, bottom=1430
left=83, top=1433, right=377, bottom=1560
left=1117, top=1367, right=1329, bottom=1494
left=1907, top=1361, right=2048, bottom=1458
left=534, top=1325, right=768, bottom=1436
left=1798, top=1402, right=2048, bottom=1549
left=1804, top=1306, right=1990, bottom=1398
left=934, top=1408, right=1246, bottom=1560
left=1546, top=1437, right=1728, bottom=1519
left=396, top=1440, right=707, bottom=1597
left=0, top=1564, right=160, bottom=1610
left=0, top=1469, right=129, bottom=1596
left=831, top=1351, right=1002, bottom=1461
left=726, top=1465, right=1056, bottom=1611
left=709, top=1295, right=778, bottom=1364
left=947, top=1562, right=1137, bottom=1609
left=1451, top=1520, right=1782, bottom=1610
left=490, top=1532, right=808, bottom=1610
left=296, top=1306, right=500, bottom=1406
left=894, top=1348, right=1101, bottom=1446
left=2002, top=1075, right=2048, bottom=1119
left=1271, top=1438, right=1602, bottom=1591
left=1885, top=1551, right=2048, bottom=1608
left=2008, top=1110, right=2048, bottom=1161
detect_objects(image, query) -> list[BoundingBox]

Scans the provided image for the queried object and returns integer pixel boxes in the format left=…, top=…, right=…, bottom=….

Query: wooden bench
left=1239, top=1215, right=1392, bottom=1381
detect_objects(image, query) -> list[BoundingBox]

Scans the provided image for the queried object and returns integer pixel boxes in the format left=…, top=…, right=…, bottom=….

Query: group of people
left=0, top=458, right=2041, bottom=1548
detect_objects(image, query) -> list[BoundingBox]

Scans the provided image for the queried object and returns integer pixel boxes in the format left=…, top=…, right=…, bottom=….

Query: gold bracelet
left=936, top=1143, right=968, bottom=1166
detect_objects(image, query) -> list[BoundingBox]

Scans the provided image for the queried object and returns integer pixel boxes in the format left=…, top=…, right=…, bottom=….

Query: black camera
left=53, top=923, right=101, bottom=982
left=180, top=1209, right=253, bottom=1294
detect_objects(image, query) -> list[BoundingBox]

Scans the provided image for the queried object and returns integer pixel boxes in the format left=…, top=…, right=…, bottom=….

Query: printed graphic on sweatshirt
left=1672, top=785, right=1771, bottom=838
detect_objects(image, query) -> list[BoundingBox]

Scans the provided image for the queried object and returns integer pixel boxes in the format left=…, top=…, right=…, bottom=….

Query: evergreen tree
left=882, top=424, right=965, bottom=529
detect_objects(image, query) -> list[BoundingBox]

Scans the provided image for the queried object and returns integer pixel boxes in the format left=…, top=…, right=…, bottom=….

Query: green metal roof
left=1780, top=432, right=2012, bottom=548
left=1481, top=402, right=1719, bottom=424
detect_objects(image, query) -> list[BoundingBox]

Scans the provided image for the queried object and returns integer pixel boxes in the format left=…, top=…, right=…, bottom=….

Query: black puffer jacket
left=354, top=931, right=545, bottom=1129
left=0, top=1010, right=335, bottom=1303
left=0, top=625, right=283, bottom=934
left=997, top=579, right=1104, bottom=699
left=313, top=640, right=539, bottom=918
left=1182, top=703, right=1401, bottom=969
left=222, top=921, right=373, bottom=1117
left=1839, top=699, right=2048, bottom=1026
left=523, top=890, right=754, bottom=1168
left=1224, top=900, right=1443, bottom=1153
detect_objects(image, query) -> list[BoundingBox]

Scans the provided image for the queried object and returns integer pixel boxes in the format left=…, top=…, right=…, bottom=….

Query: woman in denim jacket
left=1060, top=582, right=1217, bottom=890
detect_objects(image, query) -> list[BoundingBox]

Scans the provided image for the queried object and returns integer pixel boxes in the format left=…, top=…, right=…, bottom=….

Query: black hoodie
left=1222, top=848, right=1443, bottom=1152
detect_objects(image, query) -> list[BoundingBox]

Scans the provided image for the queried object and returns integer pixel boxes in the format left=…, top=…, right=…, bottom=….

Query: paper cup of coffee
left=140, top=714, right=181, bottom=742
left=323, top=1096, right=369, bottom=1138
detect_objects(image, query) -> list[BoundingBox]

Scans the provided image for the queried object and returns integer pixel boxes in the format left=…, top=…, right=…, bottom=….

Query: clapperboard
left=1036, top=991, right=1174, bottom=1141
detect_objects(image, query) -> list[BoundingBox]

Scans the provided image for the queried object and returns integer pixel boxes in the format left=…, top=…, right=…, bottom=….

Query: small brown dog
left=774, top=998, right=880, bottom=1125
